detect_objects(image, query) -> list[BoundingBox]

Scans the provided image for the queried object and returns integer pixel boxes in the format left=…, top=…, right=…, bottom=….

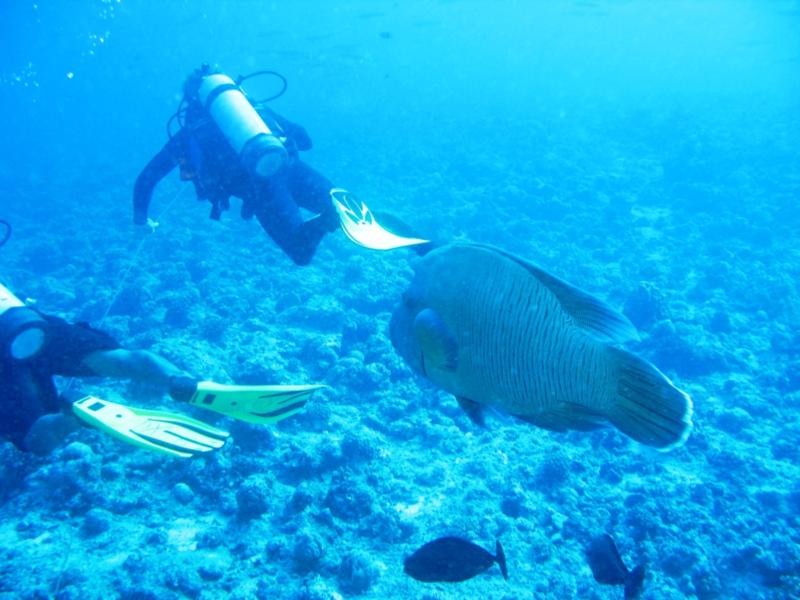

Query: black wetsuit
left=133, top=106, right=338, bottom=266
left=0, top=314, right=119, bottom=450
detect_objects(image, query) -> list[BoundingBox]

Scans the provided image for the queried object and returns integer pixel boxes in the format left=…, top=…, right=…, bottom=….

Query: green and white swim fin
left=171, top=380, right=324, bottom=425
left=330, top=188, right=430, bottom=250
left=72, top=396, right=229, bottom=458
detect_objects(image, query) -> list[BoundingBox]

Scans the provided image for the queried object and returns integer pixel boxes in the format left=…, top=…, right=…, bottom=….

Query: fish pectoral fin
left=470, top=244, right=638, bottom=343
left=413, top=308, right=458, bottom=371
left=513, top=403, right=606, bottom=432
left=456, top=397, right=485, bottom=426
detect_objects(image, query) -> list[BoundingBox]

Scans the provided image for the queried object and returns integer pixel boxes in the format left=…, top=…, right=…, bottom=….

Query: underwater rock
left=81, top=507, right=112, bottom=537
left=337, top=550, right=380, bottom=594
left=535, top=451, right=573, bottom=490
left=649, top=319, right=728, bottom=377
left=340, top=431, right=378, bottom=463
left=599, top=461, right=624, bottom=484
left=100, top=462, right=123, bottom=481
left=325, top=479, right=374, bottom=522
left=691, top=564, right=723, bottom=599
left=287, top=485, right=315, bottom=515
left=340, top=311, right=377, bottom=350
left=715, top=407, right=751, bottom=435
left=0, top=442, right=26, bottom=501
left=624, top=282, right=668, bottom=330
left=291, top=531, right=326, bottom=574
left=172, top=482, right=194, bottom=505
left=328, top=354, right=387, bottom=391
left=500, top=485, right=527, bottom=519
left=197, top=556, right=227, bottom=582
left=708, top=310, right=732, bottom=334
left=357, top=510, right=416, bottom=544
left=236, top=474, right=272, bottom=520
left=61, top=441, right=93, bottom=462
left=290, top=577, right=342, bottom=600
left=277, top=295, right=346, bottom=331
left=164, top=568, right=202, bottom=599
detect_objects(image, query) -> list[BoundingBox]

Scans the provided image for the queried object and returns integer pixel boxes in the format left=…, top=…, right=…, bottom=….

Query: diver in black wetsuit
left=133, top=64, right=339, bottom=266
left=0, top=285, right=189, bottom=454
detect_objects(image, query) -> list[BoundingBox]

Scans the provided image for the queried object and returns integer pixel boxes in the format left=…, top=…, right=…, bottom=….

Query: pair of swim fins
left=72, top=381, right=324, bottom=459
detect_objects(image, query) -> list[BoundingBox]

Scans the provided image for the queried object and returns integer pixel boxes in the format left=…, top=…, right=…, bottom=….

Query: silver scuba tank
left=197, top=73, right=288, bottom=179
left=0, top=283, right=47, bottom=360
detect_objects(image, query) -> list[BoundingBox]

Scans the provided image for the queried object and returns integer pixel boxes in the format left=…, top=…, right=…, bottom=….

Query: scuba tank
left=195, top=72, right=288, bottom=179
left=0, top=283, right=47, bottom=361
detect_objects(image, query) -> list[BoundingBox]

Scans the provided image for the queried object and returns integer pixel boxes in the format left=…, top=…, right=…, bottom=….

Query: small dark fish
left=404, top=537, right=508, bottom=583
left=379, top=31, right=393, bottom=39
left=586, top=534, right=645, bottom=599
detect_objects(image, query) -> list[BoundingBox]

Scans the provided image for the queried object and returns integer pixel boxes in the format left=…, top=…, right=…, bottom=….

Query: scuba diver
left=0, top=283, right=323, bottom=457
left=133, top=64, right=429, bottom=265
left=1, top=220, right=322, bottom=457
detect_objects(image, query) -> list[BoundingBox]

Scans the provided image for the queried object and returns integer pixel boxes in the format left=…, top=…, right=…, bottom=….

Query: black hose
left=236, top=70, right=287, bottom=103
left=0, top=220, right=10, bottom=248
left=167, top=99, right=187, bottom=139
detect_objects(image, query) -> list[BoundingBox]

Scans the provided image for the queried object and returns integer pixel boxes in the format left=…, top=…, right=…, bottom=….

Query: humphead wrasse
left=390, top=244, right=693, bottom=450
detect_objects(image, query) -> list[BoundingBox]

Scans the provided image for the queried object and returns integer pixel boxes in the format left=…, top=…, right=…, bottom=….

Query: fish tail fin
left=624, top=565, right=646, bottom=599
left=606, top=347, right=693, bottom=450
left=495, top=540, right=508, bottom=580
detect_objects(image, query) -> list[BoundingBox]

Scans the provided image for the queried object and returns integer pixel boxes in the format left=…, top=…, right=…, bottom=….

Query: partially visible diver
left=1, top=241, right=322, bottom=457
left=133, top=64, right=430, bottom=265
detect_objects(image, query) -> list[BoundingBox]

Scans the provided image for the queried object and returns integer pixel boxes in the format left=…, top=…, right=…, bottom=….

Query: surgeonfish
left=403, top=536, right=508, bottom=583
left=389, top=243, right=693, bottom=449
left=586, top=534, right=645, bottom=599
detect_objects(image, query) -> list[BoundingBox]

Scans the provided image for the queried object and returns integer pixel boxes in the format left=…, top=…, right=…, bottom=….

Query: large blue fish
left=390, top=244, right=693, bottom=449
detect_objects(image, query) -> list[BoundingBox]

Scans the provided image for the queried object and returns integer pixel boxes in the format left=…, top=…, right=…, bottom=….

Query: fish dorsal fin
left=469, top=244, right=639, bottom=343
left=413, top=308, right=458, bottom=372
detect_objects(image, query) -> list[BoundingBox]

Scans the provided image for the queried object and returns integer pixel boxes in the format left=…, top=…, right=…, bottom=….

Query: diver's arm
left=259, top=107, right=312, bottom=151
left=133, top=139, right=180, bottom=225
left=81, top=348, right=189, bottom=389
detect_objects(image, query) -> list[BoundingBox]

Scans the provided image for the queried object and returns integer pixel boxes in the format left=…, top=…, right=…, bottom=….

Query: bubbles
left=86, top=30, right=112, bottom=56
left=1, top=0, right=120, bottom=89
left=0, top=62, right=39, bottom=88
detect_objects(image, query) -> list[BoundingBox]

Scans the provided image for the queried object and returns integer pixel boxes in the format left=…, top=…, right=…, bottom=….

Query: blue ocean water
left=1, top=0, right=799, bottom=598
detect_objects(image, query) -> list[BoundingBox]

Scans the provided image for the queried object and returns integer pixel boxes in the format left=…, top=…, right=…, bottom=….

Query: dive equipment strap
left=330, top=188, right=430, bottom=250
left=72, top=396, right=228, bottom=458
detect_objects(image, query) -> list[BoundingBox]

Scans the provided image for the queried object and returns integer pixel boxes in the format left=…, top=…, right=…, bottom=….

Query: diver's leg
left=286, top=160, right=338, bottom=229
left=253, top=176, right=329, bottom=266
left=24, top=412, right=81, bottom=455
left=82, top=349, right=189, bottom=388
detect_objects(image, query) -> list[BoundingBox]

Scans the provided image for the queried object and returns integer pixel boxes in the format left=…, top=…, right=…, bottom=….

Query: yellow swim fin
left=330, top=188, right=430, bottom=250
left=72, top=396, right=229, bottom=458
left=171, top=379, right=324, bottom=425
